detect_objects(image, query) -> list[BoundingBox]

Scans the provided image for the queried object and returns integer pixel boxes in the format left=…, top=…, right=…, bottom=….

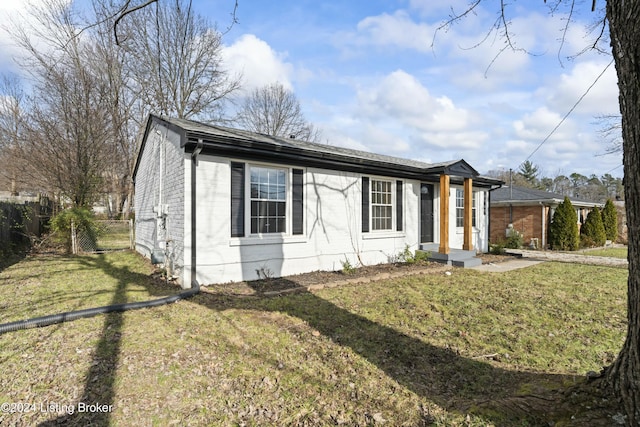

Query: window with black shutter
left=292, top=169, right=304, bottom=235
left=230, top=162, right=245, bottom=237
left=396, top=180, right=403, bottom=231
left=231, top=163, right=304, bottom=237
left=362, top=177, right=369, bottom=232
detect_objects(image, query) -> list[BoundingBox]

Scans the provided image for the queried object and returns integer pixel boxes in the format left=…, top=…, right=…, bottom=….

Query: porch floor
left=418, top=243, right=482, bottom=268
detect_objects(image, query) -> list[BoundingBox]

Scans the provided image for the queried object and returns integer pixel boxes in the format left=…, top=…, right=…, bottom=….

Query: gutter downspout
left=487, top=184, right=501, bottom=248
left=541, top=202, right=546, bottom=249
left=0, top=134, right=205, bottom=334
left=190, top=139, right=204, bottom=287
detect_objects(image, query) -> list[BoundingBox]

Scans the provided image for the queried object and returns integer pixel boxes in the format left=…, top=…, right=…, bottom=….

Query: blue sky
left=0, top=0, right=623, bottom=178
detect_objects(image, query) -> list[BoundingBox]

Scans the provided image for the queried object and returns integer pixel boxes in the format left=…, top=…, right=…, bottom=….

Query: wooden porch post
left=463, top=178, right=473, bottom=251
left=439, top=174, right=450, bottom=254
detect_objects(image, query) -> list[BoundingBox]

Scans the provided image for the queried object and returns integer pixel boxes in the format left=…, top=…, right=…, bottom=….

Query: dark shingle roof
left=134, top=114, right=503, bottom=187
left=165, top=115, right=442, bottom=170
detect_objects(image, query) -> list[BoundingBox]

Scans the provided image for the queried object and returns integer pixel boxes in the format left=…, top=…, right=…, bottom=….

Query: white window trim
left=362, top=176, right=405, bottom=238
left=228, top=161, right=308, bottom=246
left=247, top=164, right=289, bottom=236
left=455, top=188, right=479, bottom=230
left=370, top=178, right=394, bottom=232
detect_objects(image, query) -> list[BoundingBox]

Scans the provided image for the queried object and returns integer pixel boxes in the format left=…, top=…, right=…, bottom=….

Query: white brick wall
left=188, top=157, right=425, bottom=284
left=134, top=123, right=185, bottom=284
left=136, top=124, right=491, bottom=286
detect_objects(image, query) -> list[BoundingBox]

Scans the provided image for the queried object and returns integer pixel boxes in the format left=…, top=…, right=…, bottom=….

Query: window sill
left=229, top=235, right=307, bottom=246
left=362, top=231, right=406, bottom=240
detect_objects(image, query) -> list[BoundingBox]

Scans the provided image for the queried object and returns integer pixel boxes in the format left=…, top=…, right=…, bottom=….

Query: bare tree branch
left=236, top=83, right=321, bottom=142
left=114, top=0, right=158, bottom=45
left=431, top=0, right=482, bottom=50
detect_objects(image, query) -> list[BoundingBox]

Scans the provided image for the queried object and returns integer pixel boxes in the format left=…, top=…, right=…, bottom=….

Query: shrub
left=602, top=199, right=618, bottom=242
left=391, top=245, right=430, bottom=264
left=549, top=196, right=580, bottom=251
left=580, top=234, right=597, bottom=249
left=489, top=242, right=506, bottom=255
left=581, top=208, right=606, bottom=247
left=411, top=250, right=430, bottom=264
left=505, top=230, right=523, bottom=249
left=340, top=257, right=356, bottom=275
left=50, top=207, right=97, bottom=254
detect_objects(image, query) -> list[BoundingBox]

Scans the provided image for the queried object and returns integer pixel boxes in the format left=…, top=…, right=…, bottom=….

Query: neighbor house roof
left=490, top=185, right=603, bottom=207
left=133, top=114, right=503, bottom=188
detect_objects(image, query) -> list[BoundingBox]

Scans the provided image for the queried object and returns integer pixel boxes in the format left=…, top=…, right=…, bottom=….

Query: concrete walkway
left=471, top=248, right=628, bottom=272
left=507, top=248, right=628, bottom=267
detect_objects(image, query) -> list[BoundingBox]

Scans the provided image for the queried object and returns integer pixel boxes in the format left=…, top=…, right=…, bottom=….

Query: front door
left=420, top=183, right=434, bottom=243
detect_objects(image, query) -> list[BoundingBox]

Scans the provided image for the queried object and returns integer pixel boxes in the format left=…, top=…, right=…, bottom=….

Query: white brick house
left=133, top=114, right=502, bottom=287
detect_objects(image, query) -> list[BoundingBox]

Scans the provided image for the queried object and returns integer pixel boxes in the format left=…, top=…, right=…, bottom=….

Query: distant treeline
left=488, top=161, right=623, bottom=203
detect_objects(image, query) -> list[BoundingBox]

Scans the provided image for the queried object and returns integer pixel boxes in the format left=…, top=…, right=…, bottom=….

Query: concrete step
left=451, top=257, right=483, bottom=268
left=418, top=246, right=482, bottom=268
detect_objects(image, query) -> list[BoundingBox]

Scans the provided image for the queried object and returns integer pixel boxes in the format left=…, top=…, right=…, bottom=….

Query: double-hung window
left=456, top=188, right=477, bottom=228
left=250, top=167, right=287, bottom=234
left=230, top=162, right=304, bottom=238
left=361, top=177, right=403, bottom=233
left=371, top=180, right=393, bottom=230
left=456, top=189, right=464, bottom=227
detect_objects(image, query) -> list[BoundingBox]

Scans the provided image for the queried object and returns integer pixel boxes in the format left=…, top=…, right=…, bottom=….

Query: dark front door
left=420, top=183, right=434, bottom=243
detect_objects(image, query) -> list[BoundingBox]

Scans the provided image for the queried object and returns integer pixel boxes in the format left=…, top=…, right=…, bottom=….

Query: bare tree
left=117, top=0, right=241, bottom=121
left=2, top=0, right=240, bottom=214
left=439, top=1, right=640, bottom=422
left=112, top=0, right=239, bottom=45
left=596, top=113, right=622, bottom=154
left=6, top=0, right=116, bottom=208
left=90, top=0, right=147, bottom=217
left=236, top=82, right=321, bottom=142
left=0, top=74, right=28, bottom=195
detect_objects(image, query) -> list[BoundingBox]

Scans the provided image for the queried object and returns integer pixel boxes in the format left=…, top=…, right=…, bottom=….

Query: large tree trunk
left=604, top=2, right=640, bottom=424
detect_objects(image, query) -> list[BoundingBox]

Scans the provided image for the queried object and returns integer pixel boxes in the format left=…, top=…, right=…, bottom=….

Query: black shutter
left=292, top=169, right=304, bottom=235
left=396, top=180, right=403, bottom=231
left=362, top=177, right=369, bottom=233
left=230, top=162, right=245, bottom=237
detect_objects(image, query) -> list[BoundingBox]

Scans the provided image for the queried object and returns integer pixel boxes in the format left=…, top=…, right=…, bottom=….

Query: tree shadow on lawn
left=194, top=281, right=586, bottom=426
left=0, top=250, right=27, bottom=275
left=28, top=255, right=596, bottom=426
left=37, top=254, right=162, bottom=427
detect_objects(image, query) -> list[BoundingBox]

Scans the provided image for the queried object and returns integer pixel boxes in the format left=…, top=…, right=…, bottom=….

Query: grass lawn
left=577, top=246, right=628, bottom=259
left=0, top=252, right=628, bottom=426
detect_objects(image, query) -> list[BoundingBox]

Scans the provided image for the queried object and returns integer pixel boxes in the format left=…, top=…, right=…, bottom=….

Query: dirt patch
left=204, top=253, right=519, bottom=296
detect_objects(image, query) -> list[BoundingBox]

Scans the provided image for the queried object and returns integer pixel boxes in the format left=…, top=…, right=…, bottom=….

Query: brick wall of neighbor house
left=134, top=123, right=185, bottom=282
left=490, top=205, right=543, bottom=247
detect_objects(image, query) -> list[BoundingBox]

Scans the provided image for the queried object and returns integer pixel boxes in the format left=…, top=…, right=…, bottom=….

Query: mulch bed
left=204, top=252, right=518, bottom=296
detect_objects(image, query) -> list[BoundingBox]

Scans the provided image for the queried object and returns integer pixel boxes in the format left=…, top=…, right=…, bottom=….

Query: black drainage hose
left=0, top=281, right=200, bottom=335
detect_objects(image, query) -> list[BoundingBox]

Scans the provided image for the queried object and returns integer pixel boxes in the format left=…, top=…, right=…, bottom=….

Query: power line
left=517, top=58, right=614, bottom=171
left=604, top=163, right=623, bottom=174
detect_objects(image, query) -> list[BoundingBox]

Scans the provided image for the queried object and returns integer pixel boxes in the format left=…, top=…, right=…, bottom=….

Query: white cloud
left=222, top=34, right=295, bottom=92
left=542, top=60, right=619, bottom=116
left=354, top=11, right=435, bottom=53
left=513, top=107, right=577, bottom=141
left=356, top=70, right=470, bottom=133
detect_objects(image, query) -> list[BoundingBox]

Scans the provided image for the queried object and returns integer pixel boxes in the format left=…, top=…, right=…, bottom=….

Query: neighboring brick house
left=489, top=186, right=603, bottom=249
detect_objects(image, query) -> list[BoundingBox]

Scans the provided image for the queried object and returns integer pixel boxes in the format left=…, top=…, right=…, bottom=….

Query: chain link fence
left=71, top=219, right=134, bottom=254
